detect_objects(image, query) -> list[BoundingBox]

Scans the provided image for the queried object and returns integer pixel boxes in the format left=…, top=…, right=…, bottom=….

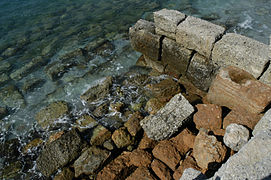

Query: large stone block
left=140, top=93, right=194, bottom=141
left=161, top=37, right=193, bottom=76
left=212, top=33, right=269, bottom=78
left=129, top=19, right=161, bottom=61
left=186, top=53, right=216, bottom=91
left=153, top=9, right=186, bottom=39
left=207, top=66, right=271, bottom=114
left=253, top=108, right=271, bottom=136
left=176, top=16, right=225, bottom=59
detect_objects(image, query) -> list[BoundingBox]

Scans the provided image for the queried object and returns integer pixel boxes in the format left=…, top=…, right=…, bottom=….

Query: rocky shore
left=1, top=9, right=271, bottom=180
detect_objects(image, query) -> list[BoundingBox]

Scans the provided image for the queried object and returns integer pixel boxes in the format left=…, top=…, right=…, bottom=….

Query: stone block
left=90, top=125, right=111, bottom=146
left=138, top=132, right=158, bottom=150
left=126, top=167, right=156, bottom=180
left=161, top=37, right=193, bottom=76
left=253, top=108, right=271, bottom=136
left=179, top=168, right=206, bottom=180
left=173, top=156, right=200, bottom=180
left=186, top=53, right=216, bottom=91
left=212, top=33, right=269, bottom=78
left=151, top=159, right=172, bottom=180
left=129, top=19, right=161, bottom=61
left=129, top=149, right=152, bottom=167
left=112, top=127, right=134, bottom=149
left=207, top=66, right=271, bottom=114
left=154, top=9, right=186, bottom=39
left=176, top=16, right=225, bottom=58
left=140, top=93, right=194, bottom=141
left=144, top=55, right=165, bottom=73
left=124, top=111, right=143, bottom=136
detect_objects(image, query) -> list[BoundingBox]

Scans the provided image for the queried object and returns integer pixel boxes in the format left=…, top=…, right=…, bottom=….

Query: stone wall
left=129, top=9, right=270, bottom=91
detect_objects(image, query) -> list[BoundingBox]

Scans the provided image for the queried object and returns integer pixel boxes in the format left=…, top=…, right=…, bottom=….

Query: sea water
left=0, top=0, right=270, bottom=178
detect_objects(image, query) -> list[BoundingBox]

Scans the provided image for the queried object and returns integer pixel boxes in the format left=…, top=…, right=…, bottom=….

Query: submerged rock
left=0, top=73, right=9, bottom=85
left=0, top=61, right=12, bottom=73
left=0, top=107, right=8, bottom=119
left=22, top=78, right=45, bottom=93
left=0, top=85, right=25, bottom=109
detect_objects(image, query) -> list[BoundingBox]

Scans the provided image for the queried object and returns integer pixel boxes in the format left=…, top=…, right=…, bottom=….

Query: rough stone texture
left=162, top=37, right=193, bottom=77
left=144, top=55, right=165, bottom=73
left=103, top=139, right=115, bottom=151
left=193, top=104, right=222, bottom=131
left=173, top=156, right=200, bottom=180
left=124, top=111, right=143, bottom=136
left=179, top=168, right=206, bottom=180
left=129, top=19, right=161, bottom=61
left=212, top=33, right=269, bottom=78
left=74, top=146, right=110, bottom=177
left=153, top=9, right=186, bottom=39
left=259, top=34, right=271, bottom=85
left=96, top=152, right=132, bottom=180
left=152, top=140, right=181, bottom=170
left=129, top=149, right=152, bottom=167
left=193, top=129, right=227, bottom=170
left=151, top=159, right=172, bottom=180
left=80, top=76, right=112, bottom=103
left=22, top=138, right=43, bottom=154
left=54, top=168, right=74, bottom=180
left=112, top=127, right=134, bottom=149
left=75, top=115, right=98, bottom=132
left=253, top=108, right=271, bottom=136
left=170, top=128, right=195, bottom=156
left=212, top=130, right=271, bottom=180
left=140, top=93, right=194, bottom=141
left=223, top=123, right=250, bottom=151
left=93, top=103, right=109, bottom=118
left=90, top=125, right=111, bottom=146
left=186, top=53, right=216, bottom=91
left=36, top=129, right=83, bottom=177
left=10, top=56, right=48, bottom=80
left=1, top=161, right=22, bottom=179
left=207, top=66, right=271, bottom=114
left=138, top=132, right=158, bottom=150
left=0, top=85, right=25, bottom=108
left=126, top=167, right=156, bottom=180
left=35, top=101, right=69, bottom=129
left=145, top=98, right=165, bottom=115
left=47, top=131, right=64, bottom=144
left=176, top=16, right=225, bottom=58
left=223, top=109, right=262, bottom=130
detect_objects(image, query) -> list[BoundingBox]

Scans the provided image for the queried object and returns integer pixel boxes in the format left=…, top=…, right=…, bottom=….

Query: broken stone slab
left=179, top=168, right=206, bottom=180
left=212, top=33, right=269, bottom=78
left=10, top=56, right=48, bottom=81
left=80, top=76, right=112, bottom=103
left=153, top=9, right=186, bottom=39
left=176, top=16, right=225, bottom=59
left=0, top=85, right=25, bottom=109
left=74, top=146, right=110, bottom=177
left=253, top=108, right=271, bottom=136
left=211, top=130, right=271, bottom=180
left=36, top=129, right=83, bottom=177
left=186, top=53, right=216, bottom=91
left=207, top=66, right=271, bottom=114
left=161, top=37, right=193, bottom=77
left=140, top=93, right=194, bottom=141
left=129, top=19, right=161, bottom=61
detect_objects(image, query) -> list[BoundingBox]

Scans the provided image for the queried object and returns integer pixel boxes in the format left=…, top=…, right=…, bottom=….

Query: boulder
left=151, top=159, right=172, bottom=180
left=75, top=115, right=98, bottom=132
left=173, top=156, right=200, bottom=180
left=126, top=167, right=156, bottom=180
left=253, top=108, right=271, bottom=136
left=207, top=66, right=271, bottom=114
left=186, top=53, right=216, bottom=91
left=90, top=125, right=111, bottom=146
left=129, top=19, right=161, bottom=61
left=10, top=56, right=48, bottom=80
left=152, top=140, right=181, bottom=170
left=54, top=168, right=74, bottom=180
left=112, top=127, right=134, bottom=149
left=153, top=9, right=186, bottom=39
left=80, top=76, right=112, bottom=103
left=35, top=101, right=70, bottom=130
left=212, top=130, right=271, bottom=180
left=74, top=147, right=110, bottom=177
left=193, top=104, right=222, bottom=131
left=0, top=85, right=25, bottom=108
left=36, top=129, right=83, bottom=177
left=179, top=168, right=206, bottom=180
left=193, top=129, right=227, bottom=170
left=176, top=16, right=225, bottom=59
left=129, top=149, right=152, bottom=167
left=124, top=111, right=143, bottom=136
left=212, top=33, right=269, bottom=78
left=138, top=132, right=158, bottom=150
left=223, top=123, right=250, bottom=151
left=161, top=37, right=193, bottom=77
left=140, top=93, right=194, bottom=141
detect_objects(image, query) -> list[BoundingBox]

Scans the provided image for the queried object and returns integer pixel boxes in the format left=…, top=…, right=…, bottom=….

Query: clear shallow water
left=0, top=0, right=271, bottom=178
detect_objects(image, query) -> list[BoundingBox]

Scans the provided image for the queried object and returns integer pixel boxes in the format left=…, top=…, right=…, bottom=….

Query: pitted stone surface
left=140, top=93, right=194, bottom=141
left=212, top=33, right=269, bottom=78
left=176, top=16, right=225, bottom=58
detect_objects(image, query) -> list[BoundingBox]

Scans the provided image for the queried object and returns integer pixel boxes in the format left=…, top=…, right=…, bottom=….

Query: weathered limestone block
left=129, top=19, right=161, bottom=61
left=36, top=130, right=83, bottom=177
left=212, top=130, right=271, bottom=180
left=153, top=9, right=186, bottom=39
left=186, top=53, right=216, bottom=91
left=161, top=37, right=193, bottom=76
left=144, top=55, right=164, bottom=73
left=176, top=16, right=225, bottom=59
left=260, top=35, right=271, bottom=85
left=207, top=66, right=271, bottom=114
left=140, top=93, right=194, bottom=141
left=253, top=108, right=271, bottom=136
left=212, top=33, right=269, bottom=78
